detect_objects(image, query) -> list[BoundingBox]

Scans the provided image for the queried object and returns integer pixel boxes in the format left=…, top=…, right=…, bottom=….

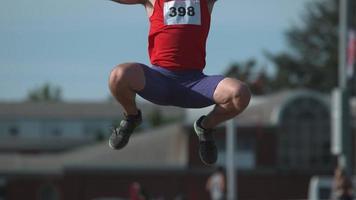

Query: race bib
left=163, top=0, right=201, bottom=25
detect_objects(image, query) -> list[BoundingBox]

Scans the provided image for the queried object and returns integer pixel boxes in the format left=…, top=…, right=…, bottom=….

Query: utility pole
left=226, top=119, right=237, bottom=200
left=332, top=0, right=353, bottom=176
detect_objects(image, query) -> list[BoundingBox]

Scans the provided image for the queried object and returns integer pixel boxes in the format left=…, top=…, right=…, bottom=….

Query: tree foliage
left=224, top=59, right=271, bottom=95
left=27, top=83, right=62, bottom=102
left=225, top=0, right=356, bottom=95
left=268, top=0, right=356, bottom=94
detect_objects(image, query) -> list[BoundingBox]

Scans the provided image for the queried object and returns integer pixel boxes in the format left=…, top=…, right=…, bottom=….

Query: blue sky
left=0, top=0, right=311, bottom=101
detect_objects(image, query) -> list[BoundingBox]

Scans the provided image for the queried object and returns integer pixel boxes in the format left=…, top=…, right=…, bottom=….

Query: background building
left=0, top=90, right=355, bottom=200
left=0, top=102, right=183, bottom=154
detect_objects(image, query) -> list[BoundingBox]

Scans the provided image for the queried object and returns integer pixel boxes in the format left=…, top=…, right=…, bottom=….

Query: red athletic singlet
left=148, top=0, right=211, bottom=70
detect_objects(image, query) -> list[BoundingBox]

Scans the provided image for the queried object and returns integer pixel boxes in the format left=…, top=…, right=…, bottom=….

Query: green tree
left=268, top=0, right=356, bottom=94
left=27, top=83, right=62, bottom=102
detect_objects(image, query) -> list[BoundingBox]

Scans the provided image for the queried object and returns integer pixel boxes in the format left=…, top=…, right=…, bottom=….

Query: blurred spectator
left=206, top=166, right=225, bottom=200
left=332, top=166, right=354, bottom=200
left=129, top=182, right=149, bottom=200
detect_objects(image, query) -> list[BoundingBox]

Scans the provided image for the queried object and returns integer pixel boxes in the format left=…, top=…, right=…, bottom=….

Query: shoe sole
left=108, top=139, right=119, bottom=150
left=200, top=155, right=216, bottom=166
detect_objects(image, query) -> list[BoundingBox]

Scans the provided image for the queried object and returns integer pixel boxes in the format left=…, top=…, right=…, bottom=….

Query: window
left=41, top=121, right=66, bottom=138
left=216, top=137, right=256, bottom=169
left=52, top=128, right=62, bottom=137
left=82, top=121, right=108, bottom=139
left=278, top=97, right=332, bottom=170
left=8, top=126, right=19, bottom=137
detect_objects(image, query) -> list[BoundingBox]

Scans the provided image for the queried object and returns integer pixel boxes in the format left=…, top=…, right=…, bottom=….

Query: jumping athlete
left=108, top=0, right=251, bottom=165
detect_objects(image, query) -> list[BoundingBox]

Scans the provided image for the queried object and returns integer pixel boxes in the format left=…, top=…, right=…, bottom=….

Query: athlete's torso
left=145, top=0, right=215, bottom=70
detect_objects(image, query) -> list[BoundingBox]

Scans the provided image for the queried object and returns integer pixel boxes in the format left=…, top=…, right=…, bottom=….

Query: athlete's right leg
left=108, top=62, right=145, bottom=150
left=108, top=62, right=145, bottom=116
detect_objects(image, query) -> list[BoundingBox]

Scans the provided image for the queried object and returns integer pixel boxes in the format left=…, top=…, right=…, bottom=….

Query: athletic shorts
left=137, top=64, right=225, bottom=108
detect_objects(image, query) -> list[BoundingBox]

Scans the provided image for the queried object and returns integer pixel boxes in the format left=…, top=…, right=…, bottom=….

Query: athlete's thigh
left=162, top=73, right=225, bottom=108
left=136, top=65, right=184, bottom=106
left=113, top=62, right=146, bottom=91
left=187, top=74, right=225, bottom=108
left=137, top=66, right=225, bottom=108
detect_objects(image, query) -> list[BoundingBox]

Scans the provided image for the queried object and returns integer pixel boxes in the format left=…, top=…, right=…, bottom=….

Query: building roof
left=65, top=123, right=188, bottom=170
left=0, top=124, right=189, bottom=175
left=2, top=90, right=353, bottom=126
left=237, top=90, right=329, bottom=126
left=0, top=102, right=120, bottom=120
left=0, top=101, right=183, bottom=120
left=184, top=90, right=356, bottom=127
left=0, top=90, right=354, bottom=175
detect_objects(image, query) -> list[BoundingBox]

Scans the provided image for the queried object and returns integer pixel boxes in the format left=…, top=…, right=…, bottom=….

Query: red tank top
left=148, top=0, right=211, bottom=70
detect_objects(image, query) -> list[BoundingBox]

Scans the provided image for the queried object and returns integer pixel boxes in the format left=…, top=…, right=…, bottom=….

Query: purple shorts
left=137, top=64, right=225, bottom=108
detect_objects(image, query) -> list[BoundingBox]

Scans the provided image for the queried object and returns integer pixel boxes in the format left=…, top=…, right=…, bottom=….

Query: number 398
left=169, top=6, right=195, bottom=17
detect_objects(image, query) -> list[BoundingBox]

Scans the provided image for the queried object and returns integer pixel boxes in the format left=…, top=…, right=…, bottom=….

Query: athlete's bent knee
left=110, top=63, right=130, bottom=82
left=109, top=63, right=144, bottom=91
left=232, top=82, right=251, bottom=110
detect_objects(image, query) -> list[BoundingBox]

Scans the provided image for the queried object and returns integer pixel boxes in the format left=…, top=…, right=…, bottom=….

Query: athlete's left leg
left=193, top=77, right=251, bottom=165
left=200, top=78, right=251, bottom=129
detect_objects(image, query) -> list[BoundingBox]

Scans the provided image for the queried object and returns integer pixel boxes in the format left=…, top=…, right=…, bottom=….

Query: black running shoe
left=109, top=110, right=142, bottom=150
left=194, top=116, right=217, bottom=165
